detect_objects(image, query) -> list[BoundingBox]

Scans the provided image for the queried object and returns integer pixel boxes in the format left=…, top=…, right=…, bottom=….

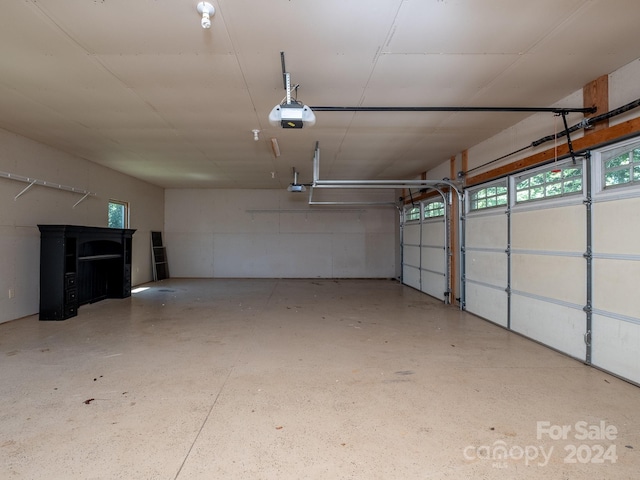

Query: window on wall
left=515, top=162, right=583, bottom=203
left=424, top=200, right=445, bottom=218
left=469, top=181, right=508, bottom=211
left=405, top=205, right=420, bottom=221
left=603, top=146, right=640, bottom=188
left=108, top=200, right=129, bottom=228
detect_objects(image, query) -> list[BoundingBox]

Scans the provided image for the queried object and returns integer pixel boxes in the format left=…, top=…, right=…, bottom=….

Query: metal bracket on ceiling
left=280, top=51, right=299, bottom=104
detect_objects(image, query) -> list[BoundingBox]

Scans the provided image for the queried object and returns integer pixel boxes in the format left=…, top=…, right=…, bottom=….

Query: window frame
left=108, top=199, right=130, bottom=229
left=467, top=179, right=508, bottom=213
left=423, top=199, right=445, bottom=219
left=403, top=204, right=421, bottom=223
left=592, top=136, right=640, bottom=202
left=513, top=159, right=584, bottom=205
left=600, top=140, right=640, bottom=190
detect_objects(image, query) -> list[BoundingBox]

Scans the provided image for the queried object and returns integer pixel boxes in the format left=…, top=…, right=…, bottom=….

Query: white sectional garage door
left=401, top=199, right=449, bottom=302
left=466, top=161, right=589, bottom=362
left=589, top=140, right=640, bottom=385
left=463, top=140, right=640, bottom=385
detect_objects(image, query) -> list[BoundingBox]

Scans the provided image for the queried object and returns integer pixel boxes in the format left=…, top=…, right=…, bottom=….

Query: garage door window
left=603, top=146, right=640, bottom=189
left=515, top=162, right=582, bottom=203
left=469, top=181, right=507, bottom=211
left=424, top=200, right=445, bottom=218
left=404, top=205, right=420, bottom=222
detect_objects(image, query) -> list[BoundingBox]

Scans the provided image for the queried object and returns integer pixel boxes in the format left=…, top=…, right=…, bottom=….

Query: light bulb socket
left=197, top=2, right=215, bottom=29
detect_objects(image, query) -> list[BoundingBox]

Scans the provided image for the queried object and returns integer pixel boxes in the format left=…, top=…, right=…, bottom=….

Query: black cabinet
left=38, top=225, right=136, bottom=320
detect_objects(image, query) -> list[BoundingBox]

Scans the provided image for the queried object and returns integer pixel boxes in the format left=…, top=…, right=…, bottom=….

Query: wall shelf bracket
left=72, top=192, right=92, bottom=208
left=1, top=171, right=96, bottom=207
left=14, top=179, right=37, bottom=201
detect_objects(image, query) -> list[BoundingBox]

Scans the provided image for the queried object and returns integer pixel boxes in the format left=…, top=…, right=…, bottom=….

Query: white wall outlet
left=8, top=288, right=15, bottom=299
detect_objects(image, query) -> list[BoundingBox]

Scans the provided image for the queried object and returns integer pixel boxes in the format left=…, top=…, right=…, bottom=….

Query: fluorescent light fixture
left=271, top=138, right=281, bottom=157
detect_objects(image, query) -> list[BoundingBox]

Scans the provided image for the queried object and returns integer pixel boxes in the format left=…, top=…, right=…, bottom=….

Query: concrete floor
left=1, top=278, right=639, bottom=479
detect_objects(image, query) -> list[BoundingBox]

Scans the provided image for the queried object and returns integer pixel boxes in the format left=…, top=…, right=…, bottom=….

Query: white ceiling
left=1, top=0, right=640, bottom=189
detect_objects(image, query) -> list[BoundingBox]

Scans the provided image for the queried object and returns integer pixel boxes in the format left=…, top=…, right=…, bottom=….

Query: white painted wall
left=164, top=188, right=398, bottom=278
left=609, top=59, right=640, bottom=126
left=425, top=58, right=640, bottom=179
left=0, top=128, right=164, bottom=324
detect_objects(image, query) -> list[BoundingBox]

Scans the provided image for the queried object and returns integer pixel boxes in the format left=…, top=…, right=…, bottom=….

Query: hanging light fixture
left=196, top=2, right=215, bottom=29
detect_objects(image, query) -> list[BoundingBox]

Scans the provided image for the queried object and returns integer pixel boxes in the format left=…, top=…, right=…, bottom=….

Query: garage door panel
left=593, top=259, right=640, bottom=318
left=402, top=207, right=447, bottom=300
left=593, top=197, right=640, bottom=254
left=466, top=282, right=508, bottom=327
left=466, top=213, right=507, bottom=248
left=592, top=314, right=640, bottom=385
left=421, top=270, right=446, bottom=301
left=403, top=224, right=421, bottom=245
left=403, top=245, right=420, bottom=268
left=466, top=251, right=507, bottom=287
left=512, top=254, right=585, bottom=305
left=465, top=211, right=508, bottom=322
left=511, top=205, right=585, bottom=252
left=421, top=221, right=445, bottom=245
left=511, top=295, right=586, bottom=360
left=402, top=265, right=420, bottom=290
left=421, top=246, right=445, bottom=272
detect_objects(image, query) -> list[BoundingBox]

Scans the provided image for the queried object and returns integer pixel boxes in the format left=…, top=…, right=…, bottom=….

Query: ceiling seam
left=216, top=1, right=281, bottom=187
left=465, top=1, right=596, bottom=109
left=328, top=0, right=407, bottom=175
left=23, top=0, right=207, bottom=165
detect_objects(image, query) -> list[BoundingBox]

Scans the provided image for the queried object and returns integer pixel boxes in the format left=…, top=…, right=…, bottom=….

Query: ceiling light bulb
left=197, top=2, right=215, bottom=29
left=201, top=11, right=210, bottom=28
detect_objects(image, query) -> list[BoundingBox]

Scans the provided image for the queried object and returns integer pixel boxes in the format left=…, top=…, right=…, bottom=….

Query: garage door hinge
left=584, top=330, right=592, bottom=347
left=583, top=248, right=592, bottom=260
left=583, top=303, right=592, bottom=313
